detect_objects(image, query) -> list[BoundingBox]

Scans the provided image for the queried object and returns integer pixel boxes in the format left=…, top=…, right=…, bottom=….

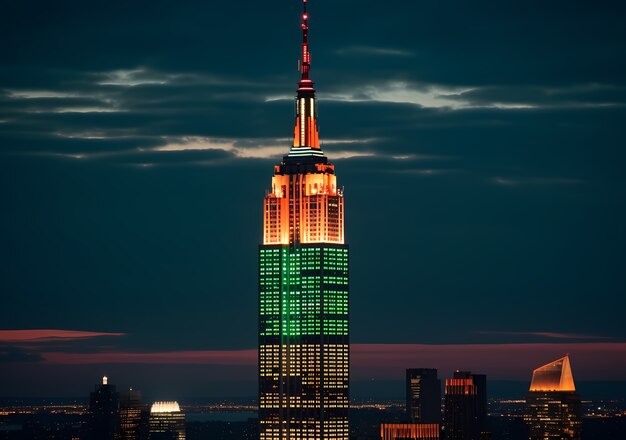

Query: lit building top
left=529, top=355, right=576, bottom=392
left=150, top=401, right=181, bottom=413
left=290, top=0, right=321, bottom=156
left=380, top=423, right=440, bottom=440
left=263, top=0, right=344, bottom=246
left=445, top=377, right=477, bottom=395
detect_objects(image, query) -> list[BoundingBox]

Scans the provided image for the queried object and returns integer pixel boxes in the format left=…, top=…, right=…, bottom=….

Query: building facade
left=120, top=389, right=148, bottom=440
left=85, top=376, right=120, bottom=440
left=258, top=1, right=349, bottom=439
left=471, top=374, right=487, bottom=436
left=524, top=355, right=582, bottom=440
left=148, top=401, right=186, bottom=440
left=380, top=423, right=440, bottom=440
left=406, top=369, right=441, bottom=424
left=443, top=371, right=488, bottom=440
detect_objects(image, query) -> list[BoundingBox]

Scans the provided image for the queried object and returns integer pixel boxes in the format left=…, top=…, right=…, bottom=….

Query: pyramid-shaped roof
left=529, top=355, right=576, bottom=392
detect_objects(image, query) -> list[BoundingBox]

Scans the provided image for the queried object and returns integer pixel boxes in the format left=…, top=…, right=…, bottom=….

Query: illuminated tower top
left=263, top=0, right=344, bottom=246
left=290, top=0, right=321, bottom=157
left=529, top=355, right=576, bottom=392
left=150, top=401, right=181, bottom=413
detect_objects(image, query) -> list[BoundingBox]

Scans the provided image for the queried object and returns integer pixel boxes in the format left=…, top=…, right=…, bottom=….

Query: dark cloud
left=0, top=347, right=44, bottom=363
left=448, top=84, right=626, bottom=108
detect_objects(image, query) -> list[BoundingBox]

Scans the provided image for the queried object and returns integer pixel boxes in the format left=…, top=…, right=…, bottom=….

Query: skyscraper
left=258, top=1, right=349, bottom=439
left=406, top=368, right=441, bottom=424
left=120, top=389, right=149, bottom=440
left=148, top=402, right=186, bottom=440
left=524, top=355, right=582, bottom=440
left=443, top=371, right=488, bottom=440
left=470, top=374, right=487, bottom=436
left=84, top=376, right=120, bottom=440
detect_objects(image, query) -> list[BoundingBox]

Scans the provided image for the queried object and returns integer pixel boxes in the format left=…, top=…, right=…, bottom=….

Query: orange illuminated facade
left=525, top=355, right=582, bottom=439
left=528, top=355, right=576, bottom=392
left=263, top=166, right=344, bottom=245
left=380, top=423, right=440, bottom=440
left=292, top=96, right=320, bottom=149
left=445, top=378, right=477, bottom=396
left=258, top=1, right=349, bottom=439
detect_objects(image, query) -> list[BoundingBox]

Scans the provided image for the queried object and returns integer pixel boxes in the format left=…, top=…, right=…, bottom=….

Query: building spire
left=291, top=0, right=321, bottom=153
left=299, top=0, right=312, bottom=87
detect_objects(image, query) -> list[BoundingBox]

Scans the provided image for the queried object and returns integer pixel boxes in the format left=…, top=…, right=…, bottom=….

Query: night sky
left=1, top=0, right=626, bottom=399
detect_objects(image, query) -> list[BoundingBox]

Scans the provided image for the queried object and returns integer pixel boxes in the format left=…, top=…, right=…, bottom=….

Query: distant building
left=524, top=355, right=582, bottom=440
left=120, top=389, right=148, bottom=440
left=443, top=371, right=488, bottom=440
left=406, top=369, right=441, bottom=423
left=148, top=401, right=186, bottom=440
left=380, top=423, right=440, bottom=440
left=471, top=374, right=488, bottom=436
left=84, top=376, right=120, bottom=440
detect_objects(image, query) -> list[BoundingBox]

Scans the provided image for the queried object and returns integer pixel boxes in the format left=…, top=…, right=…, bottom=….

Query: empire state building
left=258, top=1, right=349, bottom=439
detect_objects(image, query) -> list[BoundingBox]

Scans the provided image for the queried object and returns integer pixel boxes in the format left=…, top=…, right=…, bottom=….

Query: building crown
left=529, top=355, right=576, bottom=392
left=288, top=0, right=323, bottom=158
left=150, top=401, right=181, bottom=413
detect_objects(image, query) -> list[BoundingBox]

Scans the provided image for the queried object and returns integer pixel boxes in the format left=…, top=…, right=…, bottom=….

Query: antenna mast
left=298, top=0, right=314, bottom=90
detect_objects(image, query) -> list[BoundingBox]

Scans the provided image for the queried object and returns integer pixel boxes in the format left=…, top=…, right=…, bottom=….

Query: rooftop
left=529, top=355, right=576, bottom=392
left=150, top=401, right=181, bottom=413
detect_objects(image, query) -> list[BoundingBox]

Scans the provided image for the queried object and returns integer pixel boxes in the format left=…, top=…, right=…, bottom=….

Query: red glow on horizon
left=42, top=349, right=256, bottom=365
left=0, top=329, right=126, bottom=342
left=27, top=343, right=626, bottom=381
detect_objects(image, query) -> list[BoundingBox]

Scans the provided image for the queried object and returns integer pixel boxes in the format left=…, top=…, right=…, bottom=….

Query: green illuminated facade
left=258, top=243, right=349, bottom=439
left=259, top=246, right=348, bottom=338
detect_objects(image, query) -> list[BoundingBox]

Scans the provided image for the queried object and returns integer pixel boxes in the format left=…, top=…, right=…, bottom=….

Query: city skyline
left=2, top=0, right=626, bottom=399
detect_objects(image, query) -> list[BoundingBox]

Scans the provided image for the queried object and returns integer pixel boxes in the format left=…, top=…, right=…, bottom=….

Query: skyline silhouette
left=2, top=0, right=626, bottom=399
